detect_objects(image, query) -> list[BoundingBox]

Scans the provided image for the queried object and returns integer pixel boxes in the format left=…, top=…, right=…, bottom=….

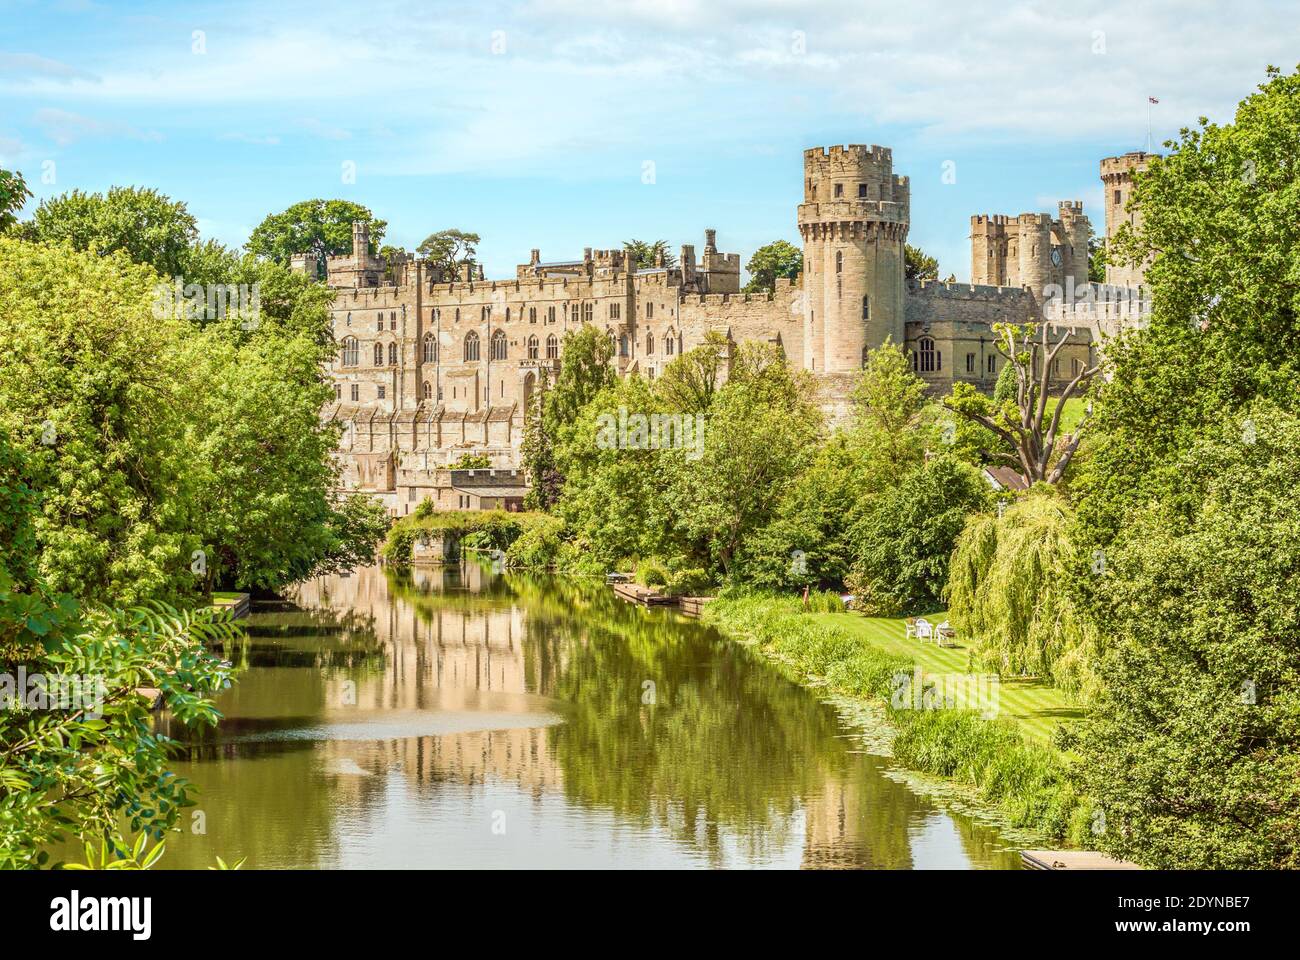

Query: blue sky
left=1, top=0, right=1296, bottom=280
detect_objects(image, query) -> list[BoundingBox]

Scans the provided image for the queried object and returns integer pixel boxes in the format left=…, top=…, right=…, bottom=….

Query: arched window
left=546, top=334, right=558, bottom=360
left=491, top=330, right=507, bottom=360
left=422, top=381, right=432, bottom=400
left=464, top=331, right=480, bottom=362
left=916, top=337, right=939, bottom=373
left=862, top=295, right=870, bottom=320
left=423, top=333, right=437, bottom=363
left=664, top=329, right=676, bottom=355
left=481, top=306, right=491, bottom=323
left=388, top=342, right=398, bottom=365
left=835, top=251, right=843, bottom=274
left=341, top=337, right=358, bottom=367
left=527, top=335, right=539, bottom=360
left=645, top=331, right=654, bottom=354
left=619, top=335, right=628, bottom=357
left=374, top=343, right=384, bottom=365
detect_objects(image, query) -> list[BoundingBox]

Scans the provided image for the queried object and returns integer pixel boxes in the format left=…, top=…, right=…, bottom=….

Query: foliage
left=846, top=455, right=990, bottom=615
left=246, top=199, right=385, bottom=269
left=742, top=239, right=802, bottom=292
left=382, top=509, right=556, bottom=570
left=655, top=331, right=729, bottom=412
left=1075, top=64, right=1300, bottom=546
left=417, top=229, right=480, bottom=277
left=24, top=186, right=198, bottom=277
left=1073, top=403, right=1300, bottom=868
left=946, top=490, right=1100, bottom=697
left=0, top=167, right=31, bottom=232
left=450, top=452, right=492, bottom=470
left=904, top=243, right=939, bottom=282
left=623, top=239, right=676, bottom=269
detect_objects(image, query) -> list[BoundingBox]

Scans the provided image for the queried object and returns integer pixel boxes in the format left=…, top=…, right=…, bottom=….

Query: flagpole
left=1146, top=98, right=1152, bottom=153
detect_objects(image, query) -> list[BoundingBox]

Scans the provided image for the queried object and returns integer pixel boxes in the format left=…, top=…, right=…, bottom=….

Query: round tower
left=797, top=144, right=909, bottom=373
left=1100, top=152, right=1153, bottom=288
left=1057, top=200, right=1091, bottom=289
left=1015, top=212, right=1054, bottom=297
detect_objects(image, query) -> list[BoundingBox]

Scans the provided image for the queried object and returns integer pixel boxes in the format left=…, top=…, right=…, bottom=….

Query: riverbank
left=701, top=591, right=1095, bottom=846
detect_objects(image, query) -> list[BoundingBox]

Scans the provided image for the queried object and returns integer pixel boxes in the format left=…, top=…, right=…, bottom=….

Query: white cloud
left=33, top=108, right=163, bottom=146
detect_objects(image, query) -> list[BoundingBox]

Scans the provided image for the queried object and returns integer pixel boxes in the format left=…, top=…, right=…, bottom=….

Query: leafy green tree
left=656, top=331, right=729, bottom=412
left=904, top=243, right=939, bottom=282
left=846, top=454, right=990, bottom=615
left=0, top=167, right=31, bottom=232
left=852, top=337, right=929, bottom=475
left=1087, top=230, right=1106, bottom=283
left=1076, top=65, right=1300, bottom=545
left=25, top=186, right=198, bottom=276
left=0, top=430, right=234, bottom=867
left=418, top=229, right=480, bottom=277
left=0, top=238, right=195, bottom=604
left=623, top=239, right=676, bottom=269
left=524, top=326, right=617, bottom=510
left=247, top=199, right=385, bottom=268
left=743, top=240, right=802, bottom=292
left=1074, top=404, right=1300, bottom=868
left=946, top=490, right=1099, bottom=696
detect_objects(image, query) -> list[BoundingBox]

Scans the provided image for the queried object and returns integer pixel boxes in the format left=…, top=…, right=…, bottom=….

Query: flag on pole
left=1148, top=97, right=1160, bottom=104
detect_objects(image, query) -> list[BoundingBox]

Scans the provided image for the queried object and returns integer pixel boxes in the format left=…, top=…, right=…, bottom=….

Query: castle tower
left=1057, top=201, right=1091, bottom=288
left=798, top=145, right=909, bottom=373
left=1100, top=152, right=1153, bottom=288
left=970, top=215, right=1009, bottom=286
left=351, top=220, right=371, bottom=261
left=1015, top=213, right=1054, bottom=297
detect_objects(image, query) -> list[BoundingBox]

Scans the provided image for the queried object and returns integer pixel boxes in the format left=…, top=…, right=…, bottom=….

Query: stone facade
left=314, top=142, right=1149, bottom=513
left=1100, top=151, right=1155, bottom=289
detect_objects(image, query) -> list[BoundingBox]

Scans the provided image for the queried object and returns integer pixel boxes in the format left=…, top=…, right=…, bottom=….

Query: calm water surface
left=155, top=565, right=1022, bottom=869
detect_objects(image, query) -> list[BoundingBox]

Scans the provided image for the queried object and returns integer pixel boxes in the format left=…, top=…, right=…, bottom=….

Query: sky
left=1, top=0, right=1297, bottom=281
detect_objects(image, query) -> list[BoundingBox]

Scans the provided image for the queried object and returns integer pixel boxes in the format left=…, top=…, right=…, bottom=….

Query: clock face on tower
left=1050, top=246, right=1063, bottom=267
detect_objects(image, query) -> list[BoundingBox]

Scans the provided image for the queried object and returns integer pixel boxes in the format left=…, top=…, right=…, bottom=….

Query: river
left=153, top=564, right=1022, bottom=869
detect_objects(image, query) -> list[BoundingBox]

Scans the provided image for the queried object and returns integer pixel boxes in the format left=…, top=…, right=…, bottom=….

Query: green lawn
left=809, top=611, right=1083, bottom=745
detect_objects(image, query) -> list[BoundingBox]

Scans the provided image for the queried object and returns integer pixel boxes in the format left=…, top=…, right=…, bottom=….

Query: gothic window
left=647, top=302, right=654, bottom=319
left=422, top=381, right=432, bottom=399
left=619, top=335, right=628, bottom=357
left=341, top=337, right=359, bottom=367
left=836, top=251, right=843, bottom=273
left=529, top=306, right=537, bottom=323
left=377, top=313, right=384, bottom=332
left=491, top=330, right=507, bottom=360
left=374, top=343, right=384, bottom=366
left=390, top=312, right=397, bottom=330
left=423, top=333, right=437, bottom=363
left=527, top=335, right=539, bottom=360
left=916, top=336, right=939, bottom=373
left=481, top=306, right=491, bottom=323
left=966, top=353, right=975, bottom=373
left=547, top=306, right=556, bottom=323
left=862, top=295, right=870, bottom=320
left=388, top=342, right=398, bottom=365
left=664, top=329, right=675, bottom=355
left=546, top=334, right=558, bottom=359
left=464, top=330, right=480, bottom=362
left=645, top=331, right=654, bottom=355
left=987, top=354, right=997, bottom=374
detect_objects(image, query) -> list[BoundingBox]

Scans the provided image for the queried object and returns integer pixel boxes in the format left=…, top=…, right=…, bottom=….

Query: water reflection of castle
left=289, top=565, right=1013, bottom=869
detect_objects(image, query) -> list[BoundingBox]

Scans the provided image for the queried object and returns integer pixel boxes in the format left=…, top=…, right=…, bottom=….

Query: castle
left=306, top=144, right=1154, bottom=515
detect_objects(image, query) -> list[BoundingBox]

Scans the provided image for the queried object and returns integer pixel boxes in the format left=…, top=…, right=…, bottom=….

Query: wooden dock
left=612, top=582, right=678, bottom=607
left=211, top=593, right=251, bottom=620
left=1021, top=850, right=1142, bottom=870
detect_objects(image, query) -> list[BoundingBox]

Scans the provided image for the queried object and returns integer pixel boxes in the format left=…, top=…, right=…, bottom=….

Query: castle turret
left=352, top=220, right=371, bottom=260
left=798, top=144, right=909, bottom=373
left=1100, top=151, right=1154, bottom=288
left=1015, top=213, right=1054, bottom=298
left=1058, top=200, right=1091, bottom=288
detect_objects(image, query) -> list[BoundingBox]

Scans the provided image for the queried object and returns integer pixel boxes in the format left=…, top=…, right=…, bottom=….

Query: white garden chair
left=914, top=618, right=934, bottom=643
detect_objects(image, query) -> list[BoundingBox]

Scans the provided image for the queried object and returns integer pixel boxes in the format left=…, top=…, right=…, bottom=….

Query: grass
left=210, top=591, right=244, bottom=601
left=808, top=611, right=1083, bottom=745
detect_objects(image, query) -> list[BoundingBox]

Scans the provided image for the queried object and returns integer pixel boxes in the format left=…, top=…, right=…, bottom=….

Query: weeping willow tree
left=945, top=491, right=1101, bottom=699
